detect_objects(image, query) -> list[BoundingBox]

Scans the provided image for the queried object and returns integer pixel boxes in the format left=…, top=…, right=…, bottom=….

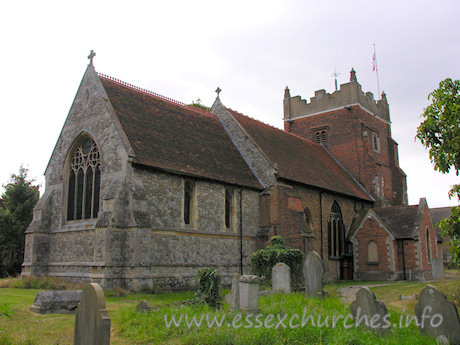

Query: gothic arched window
left=67, top=136, right=101, bottom=221
left=426, top=228, right=432, bottom=262
left=327, top=202, right=345, bottom=258
left=303, top=207, right=313, bottom=233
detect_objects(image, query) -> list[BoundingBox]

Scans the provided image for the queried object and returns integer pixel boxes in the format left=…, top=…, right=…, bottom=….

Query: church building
left=22, top=56, right=441, bottom=289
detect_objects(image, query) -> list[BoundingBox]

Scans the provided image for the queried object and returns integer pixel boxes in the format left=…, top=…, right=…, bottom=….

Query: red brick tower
left=283, top=69, right=407, bottom=207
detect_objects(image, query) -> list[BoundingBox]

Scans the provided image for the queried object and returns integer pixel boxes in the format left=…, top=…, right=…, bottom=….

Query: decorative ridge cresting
left=97, top=72, right=214, bottom=118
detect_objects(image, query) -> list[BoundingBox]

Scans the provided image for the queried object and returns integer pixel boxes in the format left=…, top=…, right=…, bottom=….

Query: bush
left=250, top=236, right=304, bottom=287
left=194, top=267, right=222, bottom=309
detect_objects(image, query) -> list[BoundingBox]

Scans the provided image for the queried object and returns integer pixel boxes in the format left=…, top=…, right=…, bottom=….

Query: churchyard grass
left=1, top=278, right=459, bottom=344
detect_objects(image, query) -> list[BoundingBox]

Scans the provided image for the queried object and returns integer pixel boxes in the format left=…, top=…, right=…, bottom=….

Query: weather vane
left=332, top=68, right=340, bottom=91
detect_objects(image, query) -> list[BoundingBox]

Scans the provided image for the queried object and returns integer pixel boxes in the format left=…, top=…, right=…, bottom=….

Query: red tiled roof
left=227, top=109, right=372, bottom=201
left=100, top=76, right=262, bottom=189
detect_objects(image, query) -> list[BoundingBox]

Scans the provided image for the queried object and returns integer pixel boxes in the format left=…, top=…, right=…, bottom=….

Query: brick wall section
left=285, top=105, right=406, bottom=206
left=353, top=217, right=392, bottom=273
left=259, top=181, right=371, bottom=281
left=419, top=204, right=438, bottom=273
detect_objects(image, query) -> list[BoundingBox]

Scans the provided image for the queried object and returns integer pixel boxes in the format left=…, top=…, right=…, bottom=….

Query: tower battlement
left=284, top=69, right=390, bottom=123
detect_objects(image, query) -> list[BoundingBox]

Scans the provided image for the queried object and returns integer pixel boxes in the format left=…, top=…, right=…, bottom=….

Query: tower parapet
left=284, top=69, right=390, bottom=123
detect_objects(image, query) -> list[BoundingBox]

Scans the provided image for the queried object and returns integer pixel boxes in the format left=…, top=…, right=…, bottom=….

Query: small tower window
left=314, top=130, right=328, bottom=147
left=372, top=132, right=380, bottom=152
left=67, top=136, right=101, bottom=221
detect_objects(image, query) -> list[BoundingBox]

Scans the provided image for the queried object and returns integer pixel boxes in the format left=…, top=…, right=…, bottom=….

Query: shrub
left=194, top=267, right=222, bottom=309
left=250, top=236, right=304, bottom=287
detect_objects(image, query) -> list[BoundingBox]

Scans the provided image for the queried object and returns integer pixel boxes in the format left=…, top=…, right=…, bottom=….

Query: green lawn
left=2, top=274, right=459, bottom=345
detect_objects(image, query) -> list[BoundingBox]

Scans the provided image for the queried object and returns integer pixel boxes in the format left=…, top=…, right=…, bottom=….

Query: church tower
left=283, top=69, right=407, bottom=207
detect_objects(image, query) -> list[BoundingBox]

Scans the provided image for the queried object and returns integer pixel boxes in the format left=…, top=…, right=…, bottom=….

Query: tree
left=0, top=166, right=39, bottom=277
left=416, top=78, right=460, bottom=267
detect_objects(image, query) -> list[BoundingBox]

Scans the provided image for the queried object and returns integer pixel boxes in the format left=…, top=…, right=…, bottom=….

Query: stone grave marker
left=224, top=272, right=240, bottom=311
left=239, top=275, right=263, bottom=312
left=351, top=287, right=390, bottom=334
left=303, top=251, right=324, bottom=299
left=136, top=300, right=153, bottom=313
left=74, top=283, right=111, bottom=345
left=30, top=290, right=82, bottom=314
left=415, top=285, right=460, bottom=344
left=272, top=262, right=291, bottom=293
left=431, top=258, right=445, bottom=280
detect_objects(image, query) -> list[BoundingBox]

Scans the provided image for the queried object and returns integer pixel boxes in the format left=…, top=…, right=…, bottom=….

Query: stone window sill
left=367, top=262, right=379, bottom=266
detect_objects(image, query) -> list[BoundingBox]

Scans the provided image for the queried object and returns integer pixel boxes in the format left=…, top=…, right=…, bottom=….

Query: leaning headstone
left=136, top=300, right=153, bottom=313
left=30, top=290, right=82, bottom=314
left=415, top=285, right=460, bottom=344
left=239, top=275, right=263, bottom=312
left=74, top=283, right=111, bottom=345
left=272, top=263, right=291, bottom=293
left=224, top=272, right=240, bottom=311
left=431, top=258, right=445, bottom=280
left=351, top=287, right=390, bottom=334
left=303, top=251, right=324, bottom=299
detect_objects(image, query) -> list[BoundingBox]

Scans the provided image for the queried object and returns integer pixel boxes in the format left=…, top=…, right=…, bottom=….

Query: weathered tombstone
left=30, top=290, right=82, bottom=314
left=415, top=285, right=460, bottom=344
left=239, top=275, right=263, bottom=312
left=272, top=262, right=291, bottom=293
left=351, top=287, right=390, bottom=334
left=303, top=251, right=324, bottom=299
left=224, top=272, right=240, bottom=311
left=431, top=258, right=445, bottom=280
left=74, top=283, right=111, bottom=345
left=136, top=300, right=153, bottom=313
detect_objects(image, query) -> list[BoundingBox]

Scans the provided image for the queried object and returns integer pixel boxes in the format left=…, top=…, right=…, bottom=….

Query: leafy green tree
left=416, top=78, right=460, bottom=267
left=189, top=98, right=210, bottom=112
left=0, top=166, right=39, bottom=277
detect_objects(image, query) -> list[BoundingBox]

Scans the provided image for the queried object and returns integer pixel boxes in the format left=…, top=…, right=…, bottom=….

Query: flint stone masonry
left=303, top=251, right=324, bottom=299
left=415, top=285, right=460, bottom=344
left=272, top=262, right=291, bottom=293
left=74, top=283, right=111, bottom=345
left=239, top=275, right=263, bottom=312
left=351, top=287, right=389, bottom=334
left=431, top=258, right=445, bottom=280
left=30, top=290, right=82, bottom=314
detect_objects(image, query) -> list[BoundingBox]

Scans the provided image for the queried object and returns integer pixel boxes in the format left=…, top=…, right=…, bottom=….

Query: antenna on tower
left=332, top=68, right=340, bottom=91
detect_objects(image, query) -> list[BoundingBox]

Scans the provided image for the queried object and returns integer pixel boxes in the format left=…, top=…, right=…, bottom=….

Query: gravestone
left=74, top=283, right=111, bottom=345
left=136, top=300, right=153, bottom=313
left=431, top=258, right=445, bottom=280
left=303, top=251, right=324, bottom=299
left=30, top=290, right=82, bottom=314
left=239, top=275, right=263, bottom=312
left=224, top=272, right=240, bottom=311
left=415, top=285, right=460, bottom=344
left=351, top=287, right=390, bottom=334
left=272, top=263, right=291, bottom=293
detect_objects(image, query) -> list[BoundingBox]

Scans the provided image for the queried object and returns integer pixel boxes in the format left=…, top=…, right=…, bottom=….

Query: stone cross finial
left=88, top=50, right=96, bottom=65
left=215, top=87, right=221, bottom=99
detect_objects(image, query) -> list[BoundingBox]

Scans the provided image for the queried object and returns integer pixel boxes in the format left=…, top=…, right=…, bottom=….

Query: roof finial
left=350, top=68, right=357, bottom=82
left=88, top=50, right=96, bottom=65
left=284, top=86, right=291, bottom=99
left=215, top=87, right=221, bottom=100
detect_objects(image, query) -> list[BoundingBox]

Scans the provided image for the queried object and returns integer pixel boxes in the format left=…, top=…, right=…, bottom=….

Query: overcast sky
left=1, top=0, right=458, bottom=207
